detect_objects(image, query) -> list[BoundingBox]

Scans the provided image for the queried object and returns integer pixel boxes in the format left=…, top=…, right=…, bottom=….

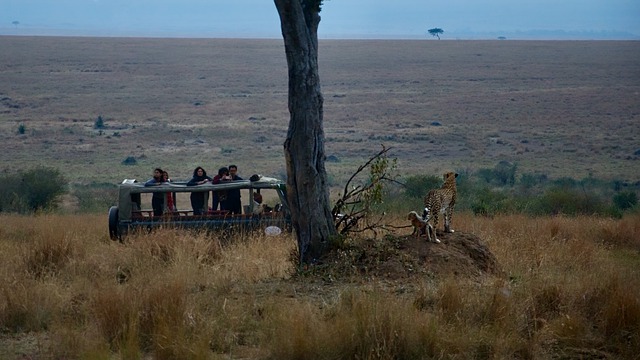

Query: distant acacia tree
left=428, top=27, right=444, bottom=39
left=12, top=20, right=19, bottom=28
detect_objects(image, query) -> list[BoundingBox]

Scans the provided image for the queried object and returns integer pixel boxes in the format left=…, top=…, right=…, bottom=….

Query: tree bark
left=274, top=0, right=336, bottom=264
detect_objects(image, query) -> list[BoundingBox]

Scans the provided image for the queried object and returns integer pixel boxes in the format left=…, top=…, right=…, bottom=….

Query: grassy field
left=1, top=37, right=639, bottom=186
left=0, top=212, right=638, bottom=359
left=1, top=37, right=639, bottom=358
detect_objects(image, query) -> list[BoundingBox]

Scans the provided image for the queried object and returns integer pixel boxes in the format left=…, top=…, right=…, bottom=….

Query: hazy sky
left=2, top=0, right=639, bottom=39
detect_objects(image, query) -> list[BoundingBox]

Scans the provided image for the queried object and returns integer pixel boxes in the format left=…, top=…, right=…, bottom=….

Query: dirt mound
left=399, top=231, right=504, bottom=279
left=319, top=231, right=504, bottom=281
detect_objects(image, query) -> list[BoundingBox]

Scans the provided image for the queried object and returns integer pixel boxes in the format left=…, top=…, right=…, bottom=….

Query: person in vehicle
left=187, top=166, right=212, bottom=215
left=222, top=164, right=243, bottom=214
left=211, top=166, right=231, bottom=211
left=251, top=191, right=264, bottom=214
left=163, top=170, right=176, bottom=212
left=144, top=168, right=165, bottom=216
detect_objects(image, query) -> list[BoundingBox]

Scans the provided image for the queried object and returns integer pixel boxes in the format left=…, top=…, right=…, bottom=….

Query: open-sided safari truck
left=108, top=175, right=291, bottom=240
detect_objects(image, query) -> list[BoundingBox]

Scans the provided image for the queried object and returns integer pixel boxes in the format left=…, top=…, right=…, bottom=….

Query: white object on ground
left=265, top=226, right=282, bottom=236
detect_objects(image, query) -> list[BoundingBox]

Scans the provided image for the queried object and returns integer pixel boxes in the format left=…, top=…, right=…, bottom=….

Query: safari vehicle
left=108, top=175, right=291, bottom=240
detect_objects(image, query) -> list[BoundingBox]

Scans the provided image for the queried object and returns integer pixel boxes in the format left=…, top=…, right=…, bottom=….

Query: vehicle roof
left=119, top=176, right=286, bottom=194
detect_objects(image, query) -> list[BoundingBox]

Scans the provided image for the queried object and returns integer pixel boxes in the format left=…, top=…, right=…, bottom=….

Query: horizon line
left=1, top=28, right=638, bottom=41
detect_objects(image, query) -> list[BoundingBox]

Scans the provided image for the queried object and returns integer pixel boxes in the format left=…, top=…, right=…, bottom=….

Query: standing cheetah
left=422, top=171, right=458, bottom=242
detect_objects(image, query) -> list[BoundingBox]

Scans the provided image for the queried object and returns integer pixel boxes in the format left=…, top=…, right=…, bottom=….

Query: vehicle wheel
left=108, top=206, right=120, bottom=241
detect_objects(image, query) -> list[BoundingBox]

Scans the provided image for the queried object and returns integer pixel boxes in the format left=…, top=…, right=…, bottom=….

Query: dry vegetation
left=1, top=212, right=639, bottom=359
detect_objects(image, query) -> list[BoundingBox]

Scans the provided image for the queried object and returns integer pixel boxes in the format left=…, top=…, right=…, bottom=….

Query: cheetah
left=407, top=211, right=439, bottom=243
left=422, top=171, right=458, bottom=242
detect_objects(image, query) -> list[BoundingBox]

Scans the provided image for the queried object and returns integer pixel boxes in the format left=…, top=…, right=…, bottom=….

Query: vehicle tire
left=108, top=206, right=120, bottom=241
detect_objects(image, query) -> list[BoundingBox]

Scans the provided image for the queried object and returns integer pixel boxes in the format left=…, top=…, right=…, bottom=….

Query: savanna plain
left=1, top=37, right=639, bottom=359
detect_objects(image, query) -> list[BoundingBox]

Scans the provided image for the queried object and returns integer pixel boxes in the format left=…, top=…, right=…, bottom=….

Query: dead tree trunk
left=274, top=0, right=336, bottom=264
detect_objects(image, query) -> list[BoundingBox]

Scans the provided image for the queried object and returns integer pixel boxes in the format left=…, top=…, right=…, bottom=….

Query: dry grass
left=1, top=213, right=639, bottom=359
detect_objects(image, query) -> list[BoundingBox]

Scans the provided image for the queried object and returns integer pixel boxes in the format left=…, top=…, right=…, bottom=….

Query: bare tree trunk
left=274, top=0, right=336, bottom=264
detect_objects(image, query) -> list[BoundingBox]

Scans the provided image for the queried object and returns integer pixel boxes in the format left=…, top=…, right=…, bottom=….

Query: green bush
left=477, top=161, right=517, bottom=186
left=613, top=191, right=638, bottom=211
left=94, top=115, right=105, bottom=129
left=531, top=187, right=609, bottom=216
left=493, top=161, right=517, bottom=186
left=121, top=156, right=137, bottom=165
left=519, top=172, right=548, bottom=189
left=452, top=171, right=473, bottom=199
left=476, top=168, right=494, bottom=184
left=402, top=174, right=441, bottom=199
left=21, top=167, right=67, bottom=212
left=0, top=167, right=67, bottom=213
left=468, top=186, right=511, bottom=216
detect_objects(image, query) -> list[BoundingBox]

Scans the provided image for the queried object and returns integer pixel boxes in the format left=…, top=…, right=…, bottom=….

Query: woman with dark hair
left=144, top=167, right=164, bottom=216
left=186, top=166, right=212, bottom=215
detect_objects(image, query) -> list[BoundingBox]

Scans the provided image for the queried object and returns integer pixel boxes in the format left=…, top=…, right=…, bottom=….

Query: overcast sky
left=2, top=0, right=639, bottom=39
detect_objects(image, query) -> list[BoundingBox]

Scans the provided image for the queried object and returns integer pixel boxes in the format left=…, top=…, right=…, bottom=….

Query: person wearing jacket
left=222, top=164, right=243, bottom=214
left=211, top=166, right=231, bottom=211
left=186, top=166, right=212, bottom=215
left=144, top=168, right=165, bottom=216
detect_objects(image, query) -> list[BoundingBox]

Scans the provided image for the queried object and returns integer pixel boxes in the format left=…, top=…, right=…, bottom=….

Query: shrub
left=476, top=168, right=494, bottom=184
left=402, top=174, right=441, bottom=199
left=332, top=146, right=398, bottom=236
left=0, top=167, right=67, bottom=213
left=17, top=123, right=26, bottom=135
left=94, top=115, right=104, bottom=129
left=531, top=187, right=608, bottom=216
left=121, top=156, right=137, bottom=165
left=613, top=191, right=638, bottom=211
left=519, top=172, right=548, bottom=189
left=477, top=161, right=517, bottom=186
left=21, top=167, right=67, bottom=212
left=468, top=186, right=510, bottom=216
left=449, top=170, right=473, bottom=200
left=493, top=161, right=517, bottom=186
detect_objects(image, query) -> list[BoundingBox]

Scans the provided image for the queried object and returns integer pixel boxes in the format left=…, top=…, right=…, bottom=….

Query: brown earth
left=396, top=231, right=503, bottom=279
left=298, top=230, right=503, bottom=286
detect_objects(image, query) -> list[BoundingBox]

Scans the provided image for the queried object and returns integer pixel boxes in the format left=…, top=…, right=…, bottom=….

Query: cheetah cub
left=423, top=171, right=458, bottom=242
left=408, top=211, right=439, bottom=243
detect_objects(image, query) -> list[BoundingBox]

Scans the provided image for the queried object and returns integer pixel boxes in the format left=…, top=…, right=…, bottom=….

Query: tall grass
left=0, top=213, right=638, bottom=359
